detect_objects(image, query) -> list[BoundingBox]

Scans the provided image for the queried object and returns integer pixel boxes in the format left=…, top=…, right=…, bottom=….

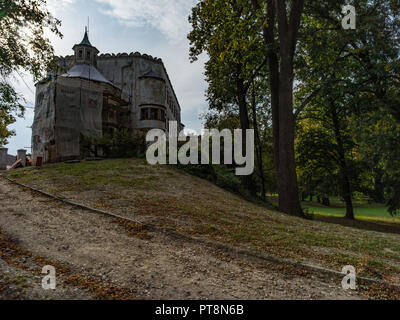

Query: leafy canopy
left=0, top=0, right=62, bottom=145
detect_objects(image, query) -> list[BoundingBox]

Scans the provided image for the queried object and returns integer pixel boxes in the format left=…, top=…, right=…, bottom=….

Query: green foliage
left=189, top=0, right=273, bottom=199
left=94, top=129, right=146, bottom=159
left=0, top=0, right=61, bottom=145
left=352, top=109, right=400, bottom=215
left=177, top=162, right=253, bottom=199
left=189, top=0, right=267, bottom=116
left=0, top=81, right=23, bottom=145
left=295, top=0, right=400, bottom=215
left=188, top=0, right=400, bottom=215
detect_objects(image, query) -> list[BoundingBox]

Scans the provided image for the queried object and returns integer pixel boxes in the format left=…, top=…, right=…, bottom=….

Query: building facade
left=32, top=29, right=183, bottom=164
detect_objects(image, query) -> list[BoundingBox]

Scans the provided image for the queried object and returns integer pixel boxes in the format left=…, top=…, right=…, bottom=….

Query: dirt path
left=0, top=178, right=363, bottom=300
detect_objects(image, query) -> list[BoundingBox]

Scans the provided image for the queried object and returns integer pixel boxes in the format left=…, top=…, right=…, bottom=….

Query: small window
left=150, top=108, right=159, bottom=120
left=160, top=110, right=165, bottom=122
left=141, top=108, right=148, bottom=120
left=87, top=51, right=91, bottom=59
left=78, top=50, right=83, bottom=58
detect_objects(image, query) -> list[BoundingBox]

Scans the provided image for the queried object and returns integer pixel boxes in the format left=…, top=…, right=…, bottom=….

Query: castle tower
left=72, top=28, right=99, bottom=66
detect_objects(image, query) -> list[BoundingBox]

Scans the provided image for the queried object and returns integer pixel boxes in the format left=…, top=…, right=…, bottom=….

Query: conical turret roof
left=79, top=28, right=92, bottom=46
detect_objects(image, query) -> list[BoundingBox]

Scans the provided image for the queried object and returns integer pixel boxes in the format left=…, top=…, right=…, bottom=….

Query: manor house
left=32, top=29, right=183, bottom=163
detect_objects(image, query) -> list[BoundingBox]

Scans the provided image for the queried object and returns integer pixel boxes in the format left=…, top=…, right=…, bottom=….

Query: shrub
left=82, top=129, right=146, bottom=159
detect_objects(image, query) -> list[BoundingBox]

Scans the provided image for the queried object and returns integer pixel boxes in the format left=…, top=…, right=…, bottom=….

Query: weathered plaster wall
left=32, top=81, right=56, bottom=164
left=32, top=76, right=120, bottom=163
left=58, top=52, right=182, bottom=132
left=34, top=50, right=183, bottom=163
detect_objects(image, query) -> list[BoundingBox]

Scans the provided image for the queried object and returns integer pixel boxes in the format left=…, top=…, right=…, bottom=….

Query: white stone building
left=32, top=29, right=183, bottom=163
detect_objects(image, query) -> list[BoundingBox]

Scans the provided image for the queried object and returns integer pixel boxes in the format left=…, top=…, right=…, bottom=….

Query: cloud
left=47, top=0, right=76, bottom=15
left=94, top=0, right=197, bottom=43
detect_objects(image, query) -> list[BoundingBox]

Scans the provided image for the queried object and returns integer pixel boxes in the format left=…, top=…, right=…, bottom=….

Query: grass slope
left=5, top=158, right=400, bottom=284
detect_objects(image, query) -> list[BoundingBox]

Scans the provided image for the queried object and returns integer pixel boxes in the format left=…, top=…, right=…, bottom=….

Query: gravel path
left=0, top=178, right=363, bottom=300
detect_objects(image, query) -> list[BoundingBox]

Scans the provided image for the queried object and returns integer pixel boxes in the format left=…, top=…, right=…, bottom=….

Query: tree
left=0, top=0, right=62, bottom=145
left=188, top=0, right=268, bottom=196
left=189, top=0, right=400, bottom=218
left=250, top=0, right=305, bottom=216
left=296, top=121, right=341, bottom=206
left=296, top=94, right=360, bottom=219
left=295, top=0, right=400, bottom=218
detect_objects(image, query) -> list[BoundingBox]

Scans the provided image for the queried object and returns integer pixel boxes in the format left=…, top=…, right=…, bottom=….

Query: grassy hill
left=6, top=158, right=400, bottom=284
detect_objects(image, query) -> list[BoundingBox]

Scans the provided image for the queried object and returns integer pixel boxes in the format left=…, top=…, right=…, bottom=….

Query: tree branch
left=294, top=88, right=321, bottom=119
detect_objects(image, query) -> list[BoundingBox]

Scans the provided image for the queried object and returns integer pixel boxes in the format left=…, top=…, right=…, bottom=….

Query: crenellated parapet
left=96, top=51, right=163, bottom=63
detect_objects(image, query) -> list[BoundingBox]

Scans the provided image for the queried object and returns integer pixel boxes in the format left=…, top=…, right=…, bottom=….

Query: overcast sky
left=6, top=0, right=207, bottom=155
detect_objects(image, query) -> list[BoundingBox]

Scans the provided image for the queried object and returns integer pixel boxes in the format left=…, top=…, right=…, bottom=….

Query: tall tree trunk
left=236, top=67, right=250, bottom=141
left=250, top=0, right=281, bottom=204
left=275, top=0, right=304, bottom=216
left=269, top=52, right=280, bottom=184
left=330, top=100, right=354, bottom=220
left=342, top=175, right=354, bottom=219
left=251, top=82, right=266, bottom=200
left=251, top=0, right=279, bottom=181
left=372, top=166, right=385, bottom=203
left=251, top=0, right=304, bottom=215
left=277, top=57, right=302, bottom=215
left=236, top=64, right=255, bottom=195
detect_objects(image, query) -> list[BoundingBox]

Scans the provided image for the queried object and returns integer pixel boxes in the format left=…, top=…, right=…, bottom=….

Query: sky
left=6, top=0, right=207, bottom=155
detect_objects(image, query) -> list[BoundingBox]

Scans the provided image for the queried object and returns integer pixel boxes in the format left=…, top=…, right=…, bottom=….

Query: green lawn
left=303, top=203, right=400, bottom=223
left=268, top=195, right=400, bottom=223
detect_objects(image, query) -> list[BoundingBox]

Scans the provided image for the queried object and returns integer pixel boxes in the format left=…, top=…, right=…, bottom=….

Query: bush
left=82, top=129, right=146, bottom=159
left=176, top=163, right=251, bottom=198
